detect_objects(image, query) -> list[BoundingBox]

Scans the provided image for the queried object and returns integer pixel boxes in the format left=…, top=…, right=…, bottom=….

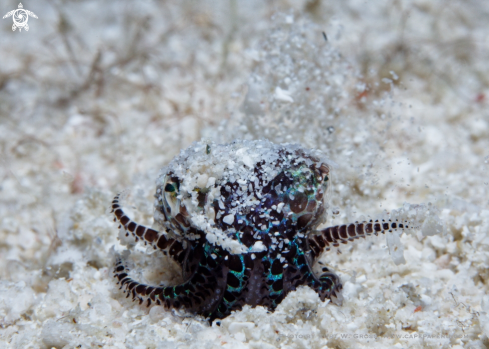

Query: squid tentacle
left=114, top=248, right=228, bottom=315
left=114, top=257, right=196, bottom=309
left=111, top=193, right=186, bottom=265
left=308, top=218, right=413, bottom=262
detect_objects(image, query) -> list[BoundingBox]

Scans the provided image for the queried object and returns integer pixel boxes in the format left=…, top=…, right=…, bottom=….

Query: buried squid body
left=111, top=139, right=414, bottom=321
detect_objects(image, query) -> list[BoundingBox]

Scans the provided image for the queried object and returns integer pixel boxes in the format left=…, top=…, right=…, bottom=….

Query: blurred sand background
left=1, top=1, right=489, bottom=348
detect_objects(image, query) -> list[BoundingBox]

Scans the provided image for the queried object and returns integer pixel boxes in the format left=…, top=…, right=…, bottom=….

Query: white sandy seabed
left=0, top=1, right=489, bottom=348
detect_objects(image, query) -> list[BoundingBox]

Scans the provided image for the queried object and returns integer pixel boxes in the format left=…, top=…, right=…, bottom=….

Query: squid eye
left=321, top=175, right=329, bottom=191
left=163, top=179, right=180, bottom=217
left=165, top=183, right=176, bottom=192
left=316, top=174, right=328, bottom=183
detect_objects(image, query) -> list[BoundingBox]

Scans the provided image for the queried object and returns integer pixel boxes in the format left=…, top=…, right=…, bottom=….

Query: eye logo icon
left=3, top=3, right=38, bottom=32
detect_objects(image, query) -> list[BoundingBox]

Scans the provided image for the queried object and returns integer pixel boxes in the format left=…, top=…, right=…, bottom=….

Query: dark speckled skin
left=111, top=142, right=410, bottom=321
